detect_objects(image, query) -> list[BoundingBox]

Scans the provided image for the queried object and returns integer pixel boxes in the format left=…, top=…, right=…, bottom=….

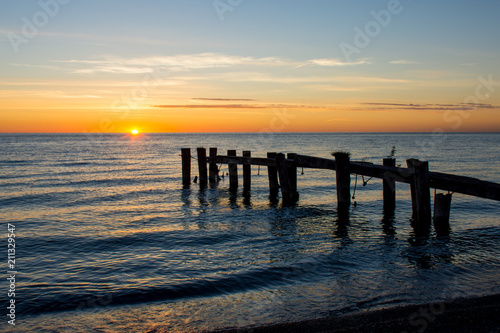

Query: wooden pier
left=181, top=148, right=500, bottom=236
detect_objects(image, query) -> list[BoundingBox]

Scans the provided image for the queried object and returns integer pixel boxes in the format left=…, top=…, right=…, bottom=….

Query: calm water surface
left=1, top=133, right=499, bottom=332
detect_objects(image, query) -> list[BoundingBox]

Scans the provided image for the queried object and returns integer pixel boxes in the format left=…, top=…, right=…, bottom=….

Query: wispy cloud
left=51, top=53, right=374, bottom=75
left=152, top=103, right=326, bottom=110
left=192, top=98, right=255, bottom=101
left=362, top=102, right=499, bottom=111
left=389, top=60, right=420, bottom=65
left=153, top=104, right=266, bottom=109
left=54, top=53, right=292, bottom=74
left=310, top=58, right=371, bottom=67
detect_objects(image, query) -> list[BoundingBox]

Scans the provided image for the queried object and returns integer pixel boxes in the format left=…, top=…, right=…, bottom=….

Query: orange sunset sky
left=1, top=0, right=499, bottom=133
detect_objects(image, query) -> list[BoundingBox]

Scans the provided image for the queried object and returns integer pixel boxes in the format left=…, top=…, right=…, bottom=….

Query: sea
left=1, top=133, right=499, bottom=332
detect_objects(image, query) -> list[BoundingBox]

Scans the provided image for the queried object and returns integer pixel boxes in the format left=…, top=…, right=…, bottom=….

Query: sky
left=1, top=0, right=499, bottom=133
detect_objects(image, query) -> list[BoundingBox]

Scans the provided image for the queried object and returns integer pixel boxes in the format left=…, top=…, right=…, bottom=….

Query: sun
left=131, top=129, right=139, bottom=135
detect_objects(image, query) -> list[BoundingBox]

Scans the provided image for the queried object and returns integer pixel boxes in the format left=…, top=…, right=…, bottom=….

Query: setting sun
left=131, top=129, right=139, bottom=135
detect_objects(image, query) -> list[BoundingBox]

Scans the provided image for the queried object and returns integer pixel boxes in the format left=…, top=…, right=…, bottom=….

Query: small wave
left=18, top=261, right=336, bottom=315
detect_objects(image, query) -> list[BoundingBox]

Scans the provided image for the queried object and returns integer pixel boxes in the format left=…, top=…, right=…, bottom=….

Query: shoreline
left=204, top=294, right=500, bottom=333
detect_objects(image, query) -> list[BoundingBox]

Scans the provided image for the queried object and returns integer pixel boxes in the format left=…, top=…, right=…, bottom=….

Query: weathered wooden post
left=243, top=151, right=251, bottom=193
left=407, top=159, right=431, bottom=234
left=197, top=147, right=208, bottom=188
left=334, top=152, right=351, bottom=211
left=287, top=153, right=299, bottom=202
left=181, top=148, right=191, bottom=187
left=383, top=158, right=396, bottom=214
left=434, top=192, right=452, bottom=236
left=276, top=153, right=293, bottom=205
left=209, top=148, right=218, bottom=185
left=267, top=152, right=279, bottom=199
left=228, top=150, right=238, bottom=192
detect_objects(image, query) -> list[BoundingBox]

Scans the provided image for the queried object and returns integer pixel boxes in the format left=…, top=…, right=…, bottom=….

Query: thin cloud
left=310, top=58, right=371, bottom=67
left=54, top=53, right=292, bottom=74
left=153, top=104, right=267, bottom=109
left=153, top=103, right=321, bottom=110
left=362, top=102, right=498, bottom=111
left=192, top=98, right=256, bottom=101
left=390, top=60, right=420, bottom=65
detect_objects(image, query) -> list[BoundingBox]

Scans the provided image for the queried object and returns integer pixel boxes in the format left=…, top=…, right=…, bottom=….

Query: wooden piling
left=243, top=151, right=251, bottom=193
left=209, top=148, right=218, bottom=185
left=407, top=159, right=431, bottom=233
left=267, top=152, right=279, bottom=198
left=197, top=147, right=208, bottom=188
left=181, top=148, right=191, bottom=186
left=228, top=150, right=238, bottom=192
left=383, top=158, right=396, bottom=214
left=287, top=153, right=299, bottom=201
left=276, top=153, right=293, bottom=205
left=434, top=192, right=452, bottom=236
left=334, top=152, right=351, bottom=210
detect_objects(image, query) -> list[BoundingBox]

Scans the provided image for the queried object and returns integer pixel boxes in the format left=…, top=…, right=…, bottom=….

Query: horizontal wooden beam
left=350, top=162, right=413, bottom=184
left=208, top=156, right=276, bottom=167
left=205, top=152, right=500, bottom=202
left=294, top=154, right=336, bottom=170
left=429, top=171, right=500, bottom=201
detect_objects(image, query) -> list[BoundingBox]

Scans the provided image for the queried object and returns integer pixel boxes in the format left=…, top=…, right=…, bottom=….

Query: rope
left=301, top=167, right=304, bottom=175
left=258, top=165, right=260, bottom=175
left=362, top=175, right=373, bottom=186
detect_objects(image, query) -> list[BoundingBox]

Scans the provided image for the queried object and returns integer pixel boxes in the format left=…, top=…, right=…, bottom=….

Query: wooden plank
left=429, top=172, right=500, bottom=201
left=434, top=192, right=452, bottom=236
left=294, top=154, right=336, bottom=170
left=208, top=155, right=275, bottom=167
left=287, top=153, right=299, bottom=201
left=243, top=151, right=251, bottom=193
left=383, top=158, right=396, bottom=213
left=228, top=150, right=238, bottom=192
left=181, top=148, right=191, bottom=186
left=350, top=162, right=413, bottom=184
left=334, top=152, right=351, bottom=210
left=407, top=159, right=431, bottom=234
left=276, top=153, right=293, bottom=205
left=267, top=152, right=279, bottom=198
left=209, top=148, right=218, bottom=185
left=206, top=151, right=500, bottom=202
left=197, top=147, right=208, bottom=188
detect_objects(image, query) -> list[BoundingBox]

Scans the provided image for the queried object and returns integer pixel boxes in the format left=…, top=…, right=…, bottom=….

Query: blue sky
left=1, top=0, right=499, bottom=132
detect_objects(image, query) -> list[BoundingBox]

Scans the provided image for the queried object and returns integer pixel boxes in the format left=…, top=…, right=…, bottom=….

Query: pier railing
left=181, top=148, right=500, bottom=236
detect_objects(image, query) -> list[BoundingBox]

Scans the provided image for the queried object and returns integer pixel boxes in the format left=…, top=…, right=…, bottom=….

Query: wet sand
left=205, top=294, right=500, bottom=333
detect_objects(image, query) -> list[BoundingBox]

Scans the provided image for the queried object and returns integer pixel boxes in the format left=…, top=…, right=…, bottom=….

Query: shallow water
left=1, top=133, right=499, bottom=332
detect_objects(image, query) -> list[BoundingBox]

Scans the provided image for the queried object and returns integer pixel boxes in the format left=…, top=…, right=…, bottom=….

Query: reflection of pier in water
left=181, top=148, right=500, bottom=237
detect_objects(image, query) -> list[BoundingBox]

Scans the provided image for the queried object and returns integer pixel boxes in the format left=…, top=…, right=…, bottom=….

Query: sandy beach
left=205, top=294, right=500, bottom=333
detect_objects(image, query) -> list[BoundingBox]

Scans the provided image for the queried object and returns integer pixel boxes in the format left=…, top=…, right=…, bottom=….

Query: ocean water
left=1, top=133, right=499, bottom=332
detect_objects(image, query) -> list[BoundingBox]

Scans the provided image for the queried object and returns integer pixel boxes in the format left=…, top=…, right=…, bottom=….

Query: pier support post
left=228, top=150, right=238, bottom=193
left=243, top=151, right=251, bottom=194
left=197, top=147, right=208, bottom=188
left=267, top=152, right=279, bottom=199
left=407, top=159, right=431, bottom=234
left=276, top=153, right=293, bottom=205
left=334, top=152, right=351, bottom=211
left=209, top=148, right=218, bottom=186
left=287, top=153, right=299, bottom=202
left=181, top=148, right=191, bottom=187
left=434, top=192, right=452, bottom=236
left=383, top=158, right=396, bottom=214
